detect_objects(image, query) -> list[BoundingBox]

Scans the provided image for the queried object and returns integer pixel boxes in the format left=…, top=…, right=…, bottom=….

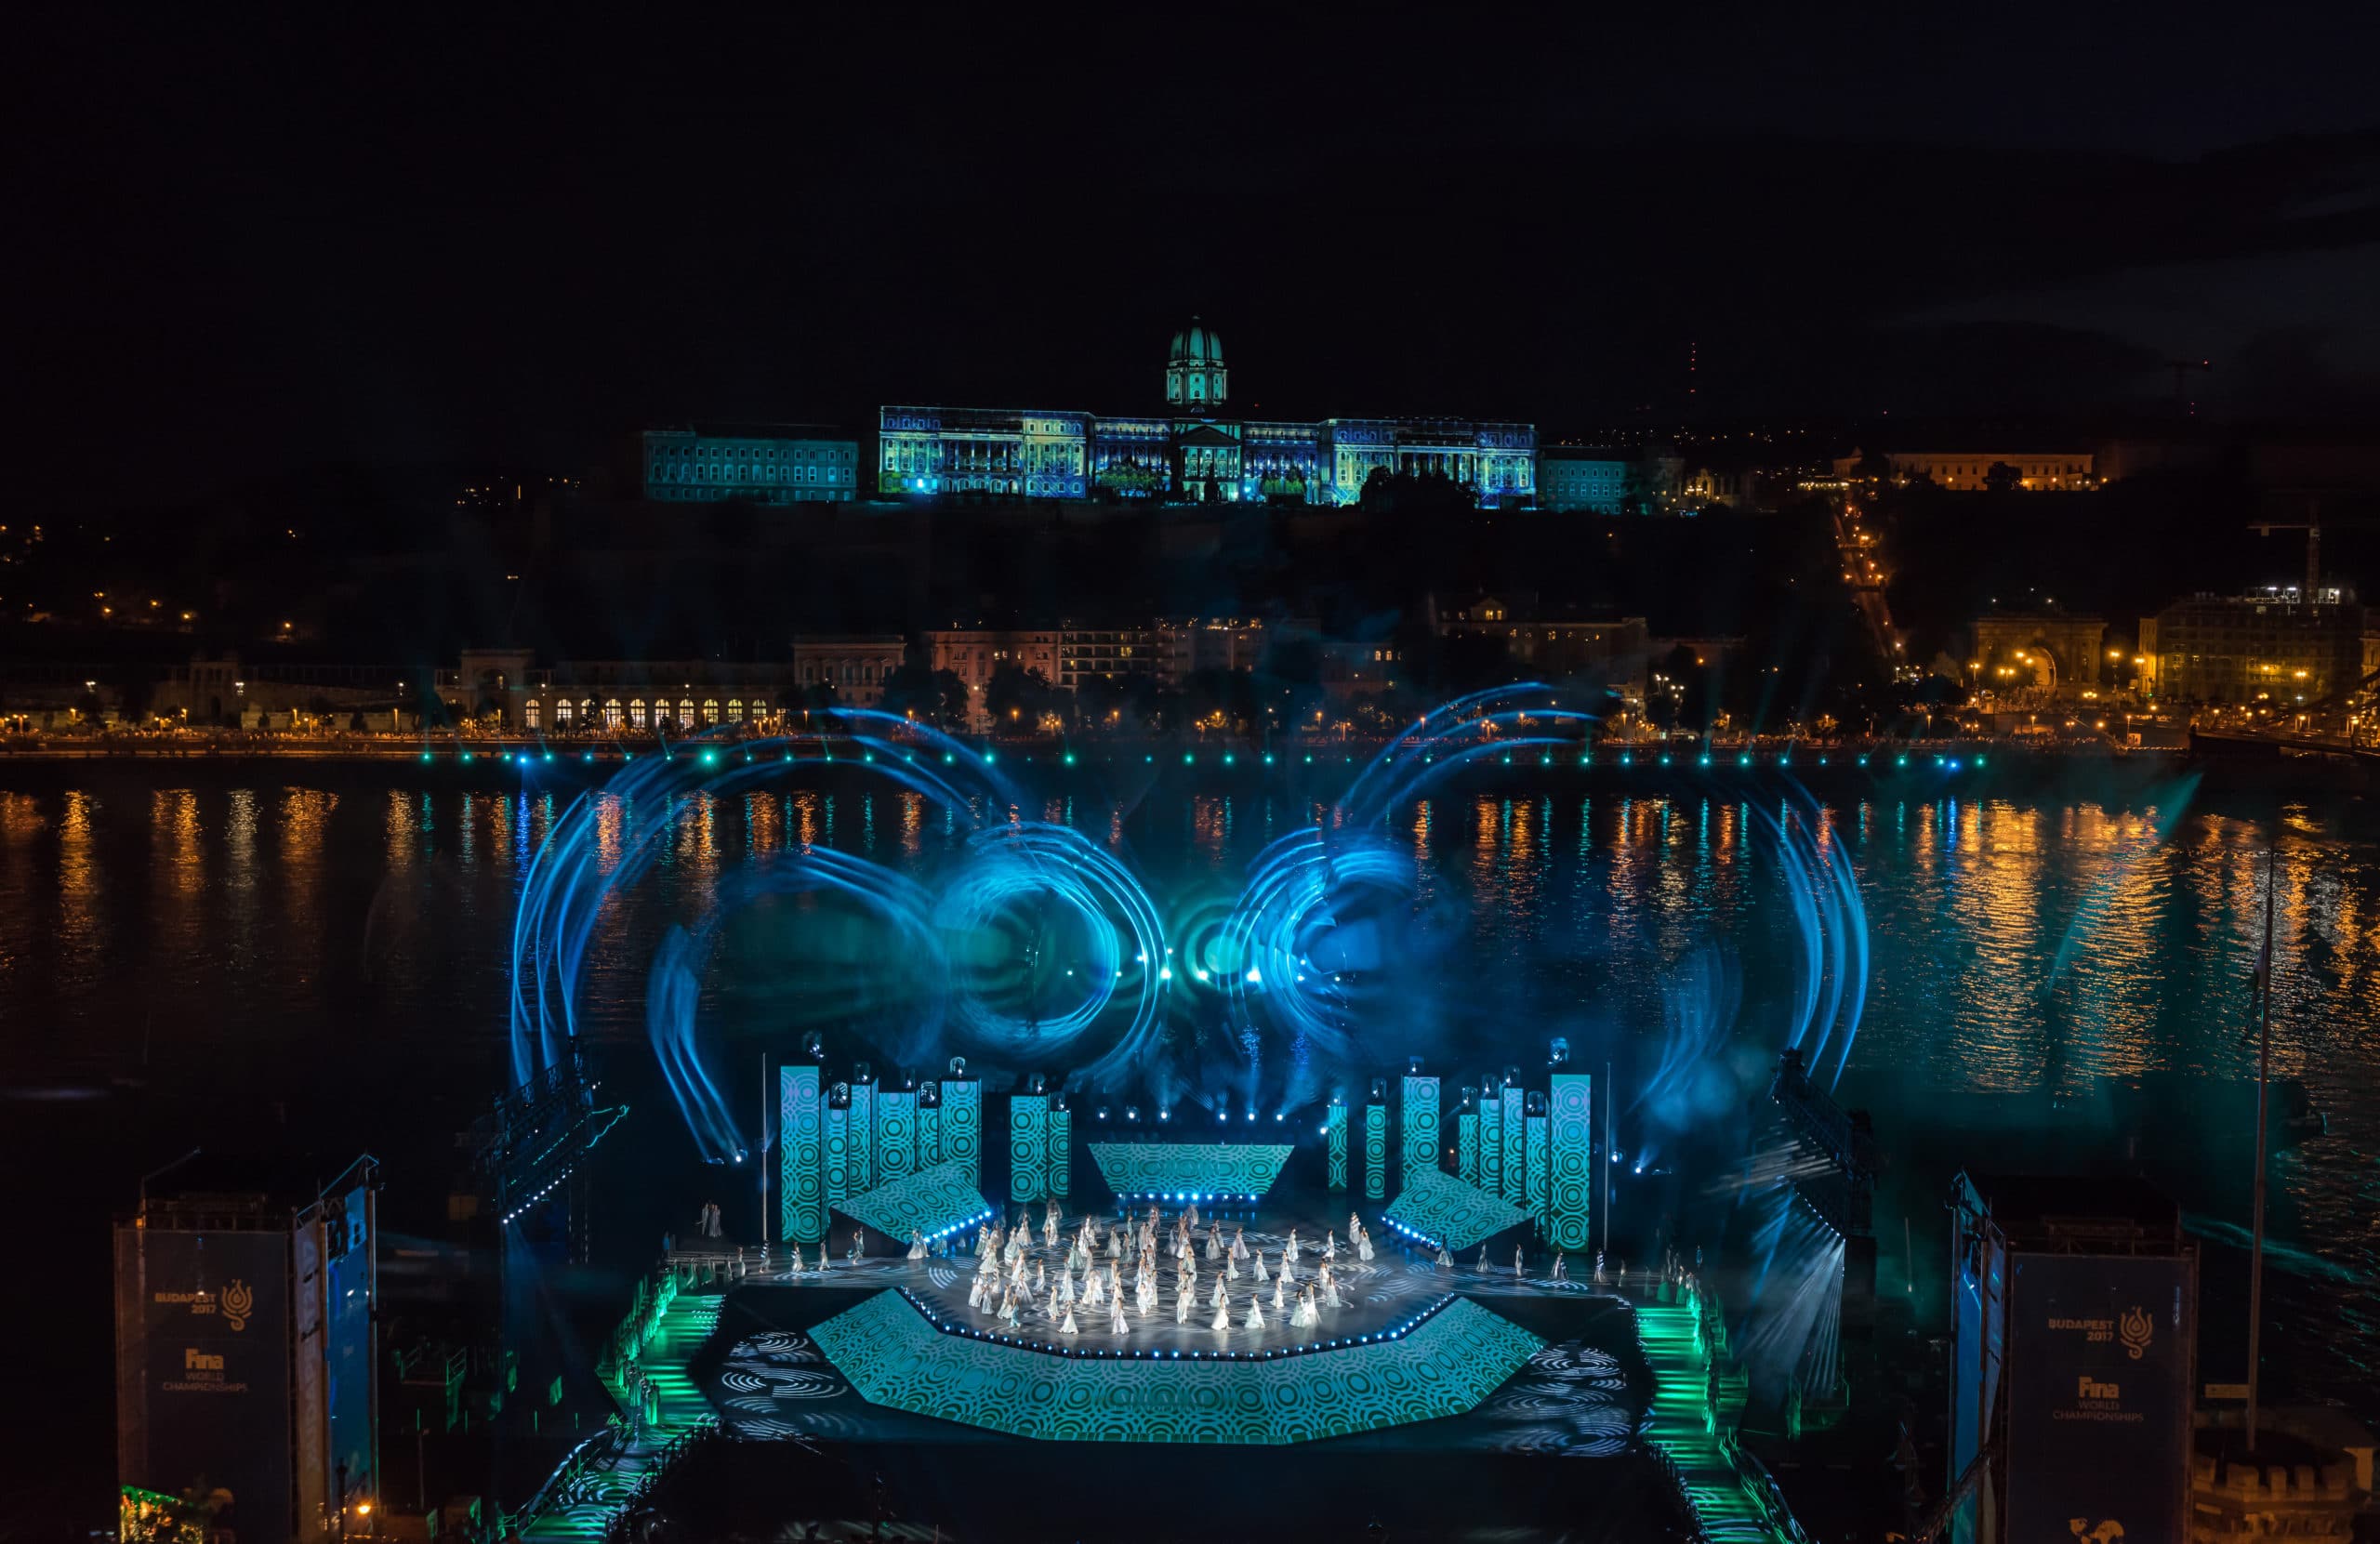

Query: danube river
left=5, top=760, right=2375, bottom=1510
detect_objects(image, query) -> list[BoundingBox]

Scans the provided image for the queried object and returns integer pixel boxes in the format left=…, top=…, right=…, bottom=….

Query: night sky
left=15, top=9, right=2378, bottom=513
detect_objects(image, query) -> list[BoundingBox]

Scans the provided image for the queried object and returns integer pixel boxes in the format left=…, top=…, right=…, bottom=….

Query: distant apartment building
left=1437, top=596, right=1650, bottom=704
left=1831, top=449, right=2096, bottom=491
left=925, top=627, right=1061, bottom=730
left=457, top=638, right=905, bottom=732
left=1056, top=627, right=1164, bottom=693
left=633, top=423, right=861, bottom=504
left=2140, top=588, right=2363, bottom=705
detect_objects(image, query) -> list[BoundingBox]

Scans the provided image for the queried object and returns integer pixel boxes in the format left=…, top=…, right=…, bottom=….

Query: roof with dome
left=1168, top=319, right=1223, bottom=364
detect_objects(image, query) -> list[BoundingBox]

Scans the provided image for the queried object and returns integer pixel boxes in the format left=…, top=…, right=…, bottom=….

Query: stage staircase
left=520, top=1289, right=723, bottom=1542
left=1635, top=1294, right=1804, bottom=1543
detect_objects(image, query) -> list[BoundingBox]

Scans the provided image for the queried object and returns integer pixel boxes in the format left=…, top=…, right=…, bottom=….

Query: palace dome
left=1168, top=319, right=1223, bottom=364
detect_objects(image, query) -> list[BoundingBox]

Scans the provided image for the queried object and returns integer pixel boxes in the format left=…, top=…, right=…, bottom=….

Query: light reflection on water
left=0, top=776, right=2374, bottom=1414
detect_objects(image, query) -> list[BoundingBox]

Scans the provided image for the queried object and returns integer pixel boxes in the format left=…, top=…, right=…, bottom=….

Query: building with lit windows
left=1831, top=449, right=2097, bottom=491
left=880, top=321, right=1536, bottom=507
left=1437, top=597, right=1651, bottom=705
left=2140, top=587, right=2363, bottom=705
left=1056, top=627, right=1164, bottom=692
left=925, top=628, right=1062, bottom=730
left=635, top=423, right=860, bottom=503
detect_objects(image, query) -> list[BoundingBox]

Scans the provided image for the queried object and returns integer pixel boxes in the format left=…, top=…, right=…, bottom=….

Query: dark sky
left=13, top=8, right=2379, bottom=513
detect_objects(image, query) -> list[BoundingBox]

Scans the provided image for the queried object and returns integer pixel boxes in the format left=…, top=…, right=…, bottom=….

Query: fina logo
left=220, top=1280, right=255, bottom=1333
left=2118, top=1304, right=2153, bottom=1361
left=2067, top=1523, right=2124, bottom=1541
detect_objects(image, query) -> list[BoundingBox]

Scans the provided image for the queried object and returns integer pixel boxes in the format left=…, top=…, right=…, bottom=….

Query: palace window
left=629, top=699, right=646, bottom=728
left=555, top=700, right=573, bottom=725
left=524, top=700, right=540, bottom=729
left=678, top=698, right=694, bottom=726
left=702, top=699, right=719, bottom=724
left=728, top=698, right=745, bottom=720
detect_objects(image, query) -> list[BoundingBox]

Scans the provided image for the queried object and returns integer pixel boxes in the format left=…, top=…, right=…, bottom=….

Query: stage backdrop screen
left=2004, top=1252, right=2194, bottom=1544
left=117, top=1227, right=293, bottom=1542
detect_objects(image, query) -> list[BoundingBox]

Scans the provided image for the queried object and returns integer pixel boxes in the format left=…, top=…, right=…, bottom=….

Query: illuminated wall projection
left=1327, top=1102, right=1347, bottom=1191
left=1009, top=1094, right=1050, bottom=1203
left=779, top=1065, right=825, bottom=1245
left=1365, top=1105, right=1386, bottom=1199
left=1402, top=1075, right=1440, bottom=1185
left=1548, top=1074, right=1593, bottom=1253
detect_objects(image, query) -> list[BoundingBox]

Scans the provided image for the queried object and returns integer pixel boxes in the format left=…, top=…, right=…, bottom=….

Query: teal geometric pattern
left=1501, top=1091, right=1526, bottom=1207
left=778, top=1065, right=825, bottom=1245
left=1050, top=1109, right=1071, bottom=1199
left=1364, top=1105, right=1386, bottom=1199
left=1088, top=1142, right=1292, bottom=1197
left=918, top=1104, right=940, bottom=1169
left=1401, top=1075, right=1440, bottom=1185
left=878, top=1090, right=916, bottom=1182
left=832, top=1161, right=994, bottom=1244
left=1458, top=1112, right=1479, bottom=1186
left=849, top=1081, right=876, bottom=1194
left=825, top=1105, right=850, bottom=1205
left=1327, top=1103, right=1347, bottom=1191
left=943, top=1080, right=981, bottom=1185
left=1475, top=1094, right=1494, bottom=1194
left=1008, top=1094, right=1049, bottom=1203
left=1385, top=1168, right=1529, bottom=1252
left=1526, top=1114, right=1548, bottom=1231
left=1549, top=1073, right=1593, bottom=1252
left=812, top=1290, right=1544, bottom=1445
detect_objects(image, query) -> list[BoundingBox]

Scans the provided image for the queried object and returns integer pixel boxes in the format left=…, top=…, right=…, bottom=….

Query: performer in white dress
left=1205, top=1228, right=1222, bottom=1261
left=1477, top=1245, right=1490, bottom=1271
left=1324, top=1230, right=1338, bottom=1260
left=1435, top=1243, right=1454, bottom=1268
left=1230, top=1226, right=1248, bottom=1261
left=1059, top=1307, right=1079, bottom=1335
left=1226, top=1251, right=1239, bottom=1281
left=1321, top=1264, right=1344, bottom=1309
left=1349, top=1211, right=1361, bottom=1239
left=1552, top=1252, right=1568, bottom=1282
left=1251, top=1252, right=1269, bottom=1284
left=1244, top=1296, right=1266, bottom=1331
left=1279, top=1253, right=1296, bottom=1287
left=1175, top=1288, right=1192, bottom=1325
left=1210, top=1297, right=1231, bottom=1331
left=1209, top=1274, right=1226, bottom=1308
left=1514, top=1245, right=1526, bottom=1276
left=1285, top=1227, right=1300, bottom=1263
left=1270, top=1271, right=1285, bottom=1313
left=968, top=1273, right=987, bottom=1310
left=1292, top=1287, right=1319, bottom=1327
left=1109, top=1297, right=1130, bottom=1336
left=1356, top=1225, right=1374, bottom=1263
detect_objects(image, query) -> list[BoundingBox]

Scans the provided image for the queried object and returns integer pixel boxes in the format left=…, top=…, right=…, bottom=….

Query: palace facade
left=879, top=322, right=1537, bottom=508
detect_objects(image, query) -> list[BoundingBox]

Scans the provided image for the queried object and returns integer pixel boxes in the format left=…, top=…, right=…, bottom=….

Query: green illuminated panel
left=833, top=1161, right=994, bottom=1244
left=1384, top=1168, right=1528, bottom=1252
left=812, top=1290, right=1543, bottom=1444
left=1087, top=1142, right=1291, bottom=1197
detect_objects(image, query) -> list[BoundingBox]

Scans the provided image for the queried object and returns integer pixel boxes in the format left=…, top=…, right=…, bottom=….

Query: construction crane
left=2167, top=357, right=2213, bottom=416
left=2247, top=512, right=2321, bottom=600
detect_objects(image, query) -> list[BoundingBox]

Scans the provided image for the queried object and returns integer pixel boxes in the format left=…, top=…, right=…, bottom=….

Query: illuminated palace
left=879, top=321, right=1537, bottom=507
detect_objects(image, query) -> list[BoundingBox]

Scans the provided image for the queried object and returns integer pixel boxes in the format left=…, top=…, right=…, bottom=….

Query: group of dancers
left=961, top=1199, right=1381, bottom=1338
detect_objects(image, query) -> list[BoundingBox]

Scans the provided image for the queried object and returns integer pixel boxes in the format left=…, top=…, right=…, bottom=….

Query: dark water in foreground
left=4, top=761, right=2377, bottom=1520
